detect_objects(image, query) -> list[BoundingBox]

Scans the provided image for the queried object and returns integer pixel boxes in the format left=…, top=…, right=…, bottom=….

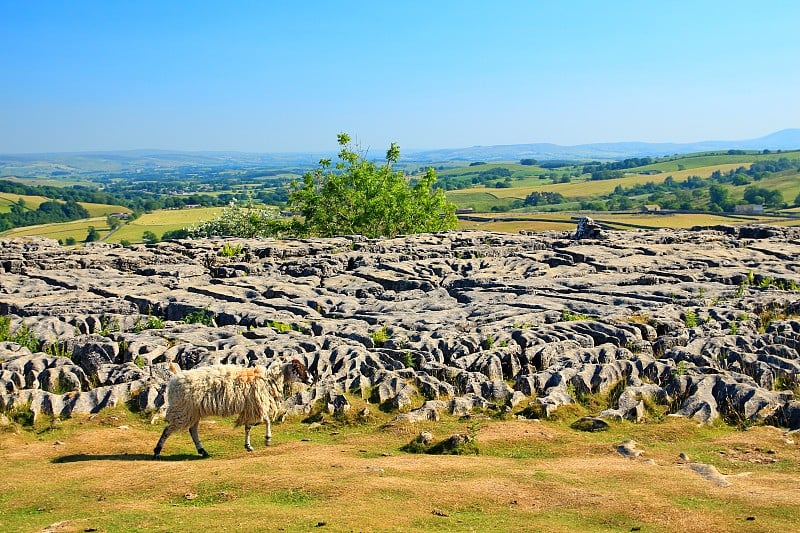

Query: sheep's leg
left=153, top=425, right=175, bottom=459
left=244, top=424, right=254, bottom=452
left=265, top=417, right=272, bottom=446
left=189, top=423, right=209, bottom=458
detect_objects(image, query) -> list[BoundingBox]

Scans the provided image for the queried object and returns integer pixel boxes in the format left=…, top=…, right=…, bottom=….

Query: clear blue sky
left=2, top=0, right=798, bottom=153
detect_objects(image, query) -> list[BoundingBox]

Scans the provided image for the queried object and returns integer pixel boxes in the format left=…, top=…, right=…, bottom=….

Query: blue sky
left=1, top=0, right=798, bottom=153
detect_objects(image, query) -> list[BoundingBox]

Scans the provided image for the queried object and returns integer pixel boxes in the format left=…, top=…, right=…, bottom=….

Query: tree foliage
left=288, top=133, right=457, bottom=238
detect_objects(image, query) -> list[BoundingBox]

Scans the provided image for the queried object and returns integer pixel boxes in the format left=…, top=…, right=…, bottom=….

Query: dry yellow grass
left=1, top=405, right=798, bottom=533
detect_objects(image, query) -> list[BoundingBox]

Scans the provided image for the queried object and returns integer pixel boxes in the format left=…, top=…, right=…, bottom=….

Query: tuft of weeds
left=7, top=404, right=35, bottom=427
left=134, top=311, right=165, bottom=332
left=561, top=308, right=589, bottom=322
left=98, top=316, right=121, bottom=337
left=370, top=325, right=390, bottom=347
left=218, top=242, right=244, bottom=258
left=0, top=321, right=42, bottom=353
left=684, top=309, right=698, bottom=328
left=266, top=320, right=294, bottom=333
left=184, top=308, right=215, bottom=326
left=44, top=341, right=72, bottom=359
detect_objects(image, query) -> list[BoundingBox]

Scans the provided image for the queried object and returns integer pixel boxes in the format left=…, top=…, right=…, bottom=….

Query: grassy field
left=0, top=217, right=111, bottom=243
left=1, top=400, right=798, bottom=533
left=0, top=192, right=130, bottom=218
left=0, top=192, right=52, bottom=212
left=436, top=162, right=545, bottom=178
left=0, top=207, right=221, bottom=244
left=449, top=164, right=750, bottom=204
left=107, top=207, right=223, bottom=243
left=78, top=203, right=132, bottom=217
left=457, top=212, right=800, bottom=233
left=635, top=149, right=800, bottom=173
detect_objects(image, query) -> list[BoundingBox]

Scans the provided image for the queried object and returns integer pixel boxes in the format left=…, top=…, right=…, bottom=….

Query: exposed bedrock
left=1, top=226, right=799, bottom=429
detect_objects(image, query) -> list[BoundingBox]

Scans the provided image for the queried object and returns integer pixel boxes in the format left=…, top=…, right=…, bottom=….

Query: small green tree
left=85, top=226, right=100, bottom=242
left=288, top=133, right=457, bottom=238
left=142, top=230, right=159, bottom=244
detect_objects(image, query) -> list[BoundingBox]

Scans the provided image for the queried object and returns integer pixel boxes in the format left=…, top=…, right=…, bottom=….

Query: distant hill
left=1, top=129, right=799, bottom=176
left=404, top=129, right=800, bottom=162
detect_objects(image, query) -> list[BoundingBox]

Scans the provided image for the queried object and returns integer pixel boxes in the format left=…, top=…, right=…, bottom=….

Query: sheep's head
left=284, top=359, right=313, bottom=386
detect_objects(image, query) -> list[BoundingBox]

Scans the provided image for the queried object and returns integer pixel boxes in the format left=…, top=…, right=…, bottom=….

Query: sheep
left=153, top=359, right=313, bottom=459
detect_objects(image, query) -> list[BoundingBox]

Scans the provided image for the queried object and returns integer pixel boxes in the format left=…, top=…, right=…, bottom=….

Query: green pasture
left=636, top=149, right=800, bottom=173
left=445, top=191, right=518, bottom=212
left=107, top=206, right=224, bottom=243
left=0, top=217, right=111, bottom=243
left=78, top=202, right=133, bottom=217
left=436, top=162, right=544, bottom=177
left=447, top=164, right=749, bottom=208
left=727, top=170, right=800, bottom=204
left=0, top=193, right=52, bottom=212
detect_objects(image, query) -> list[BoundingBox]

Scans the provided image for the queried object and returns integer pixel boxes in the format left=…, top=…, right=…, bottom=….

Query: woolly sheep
left=153, top=359, right=313, bottom=459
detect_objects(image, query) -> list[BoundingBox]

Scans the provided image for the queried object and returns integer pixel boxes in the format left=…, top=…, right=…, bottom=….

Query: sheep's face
left=285, top=359, right=314, bottom=386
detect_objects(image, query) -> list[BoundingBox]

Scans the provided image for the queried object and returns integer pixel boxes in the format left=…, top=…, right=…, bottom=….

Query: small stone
left=432, top=509, right=450, bottom=517
left=184, top=493, right=197, bottom=500
left=678, top=452, right=690, bottom=463
left=617, top=440, right=644, bottom=459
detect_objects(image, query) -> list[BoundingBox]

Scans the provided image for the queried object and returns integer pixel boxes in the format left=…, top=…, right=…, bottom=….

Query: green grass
left=0, top=192, right=52, bottom=212
left=635, top=149, right=800, bottom=173
left=0, top=216, right=111, bottom=242
left=78, top=202, right=133, bottom=217
left=108, top=207, right=223, bottom=244
left=2, top=399, right=800, bottom=533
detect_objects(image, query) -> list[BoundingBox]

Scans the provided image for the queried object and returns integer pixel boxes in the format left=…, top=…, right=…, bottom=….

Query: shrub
left=184, top=309, right=215, bottom=326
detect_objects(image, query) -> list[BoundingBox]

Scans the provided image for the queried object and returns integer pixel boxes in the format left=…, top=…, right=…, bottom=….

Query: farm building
left=734, top=204, right=764, bottom=214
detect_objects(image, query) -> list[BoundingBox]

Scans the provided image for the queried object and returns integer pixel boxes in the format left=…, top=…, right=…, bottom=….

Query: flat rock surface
left=1, top=226, right=799, bottom=427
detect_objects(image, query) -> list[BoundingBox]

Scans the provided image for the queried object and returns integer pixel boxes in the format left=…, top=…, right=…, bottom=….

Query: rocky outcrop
left=1, top=226, right=799, bottom=429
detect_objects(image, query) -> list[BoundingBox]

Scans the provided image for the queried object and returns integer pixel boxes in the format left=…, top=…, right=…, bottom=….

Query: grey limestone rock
left=1, top=226, right=799, bottom=428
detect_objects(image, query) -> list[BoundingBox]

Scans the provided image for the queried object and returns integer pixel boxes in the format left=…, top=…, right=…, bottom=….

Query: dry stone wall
left=1, top=224, right=799, bottom=429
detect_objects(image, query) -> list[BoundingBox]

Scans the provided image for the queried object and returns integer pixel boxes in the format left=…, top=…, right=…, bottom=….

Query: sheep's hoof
left=265, top=439, right=272, bottom=447
left=245, top=444, right=254, bottom=452
left=199, top=449, right=210, bottom=458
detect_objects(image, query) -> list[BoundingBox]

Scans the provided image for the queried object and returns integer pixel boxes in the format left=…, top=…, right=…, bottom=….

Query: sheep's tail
left=150, top=362, right=180, bottom=424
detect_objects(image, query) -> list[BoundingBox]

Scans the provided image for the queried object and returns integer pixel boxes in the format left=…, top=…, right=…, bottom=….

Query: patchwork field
left=449, top=164, right=750, bottom=203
